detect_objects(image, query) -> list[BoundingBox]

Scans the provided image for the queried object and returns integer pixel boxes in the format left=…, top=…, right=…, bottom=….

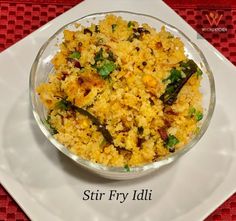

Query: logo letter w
left=206, top=12, right=223, bottom=27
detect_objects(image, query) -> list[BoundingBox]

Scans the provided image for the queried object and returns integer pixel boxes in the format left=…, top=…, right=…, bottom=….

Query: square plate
left=0, top=0, right=236, bottom=220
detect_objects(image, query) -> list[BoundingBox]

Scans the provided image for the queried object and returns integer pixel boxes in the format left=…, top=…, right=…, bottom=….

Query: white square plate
left=0, top=0, right=236, bottom=220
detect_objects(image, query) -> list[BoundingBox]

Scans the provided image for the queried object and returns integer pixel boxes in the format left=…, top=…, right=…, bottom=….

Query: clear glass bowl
left=30, top=11, right=216, bottom=180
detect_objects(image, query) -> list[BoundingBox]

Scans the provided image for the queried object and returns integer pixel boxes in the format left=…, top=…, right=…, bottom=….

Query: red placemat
left=0, top=0, right=235, bottom=220
left=165, top=0, right=236, bottom=66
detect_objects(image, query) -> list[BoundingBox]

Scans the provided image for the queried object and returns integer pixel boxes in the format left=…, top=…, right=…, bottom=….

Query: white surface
left=0, top=0, right=235, bottom=220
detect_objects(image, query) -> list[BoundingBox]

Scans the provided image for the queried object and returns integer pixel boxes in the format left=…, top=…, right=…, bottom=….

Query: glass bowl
left=30, top=11, right=216, bottom=180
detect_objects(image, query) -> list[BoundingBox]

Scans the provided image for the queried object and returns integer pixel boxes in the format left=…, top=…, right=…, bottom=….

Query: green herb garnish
left=107, top=50, right=116, bottom=62
left=97, top=60, right=116, bottom=78
left=168, top=69, right=182, bottom=83
left=69, top=51, right=81, bottom=59
left=93, top=48, right=117, bottom=78
left=189, top=106, right=196, bottom=116
left=124, top=164, right=130, bottom=172
left=189, top=106, right=203, bottom=121
left=94, top=48, right=104, bottom=63
left=160, top=59, right=198, bottom=105
left=195, top=111, right=203, bottom=121
left=196, top=67, right=203, bottom=77
left=45, top=115, right=58, bottom=135
left=112, top=24, right=117, bottom=32
left=165, top=134, right=179, bottom=148
left=128, top=21, right=134, bottom=28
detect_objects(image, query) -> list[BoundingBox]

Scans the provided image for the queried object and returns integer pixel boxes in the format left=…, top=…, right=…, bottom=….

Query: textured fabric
left=0, top=1, right=79, bottom=51
left=205, top=193, right=236, bottom=221
left=166, top=2, right=236, bottom=65
left=0, top=186, right=29, bottom=221
left=0, top=0, right=235, bottom=220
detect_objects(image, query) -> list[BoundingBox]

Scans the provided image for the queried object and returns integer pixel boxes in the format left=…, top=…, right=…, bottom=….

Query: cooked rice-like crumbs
left=37, top=14, right=203, bottom=167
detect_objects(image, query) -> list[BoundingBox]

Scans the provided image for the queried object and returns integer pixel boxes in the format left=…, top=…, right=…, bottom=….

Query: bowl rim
left=30, top=10, right=216, bottom=174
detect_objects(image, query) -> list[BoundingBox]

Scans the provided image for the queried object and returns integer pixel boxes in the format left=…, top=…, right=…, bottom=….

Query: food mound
left=37, top=15, right=203, bottom=168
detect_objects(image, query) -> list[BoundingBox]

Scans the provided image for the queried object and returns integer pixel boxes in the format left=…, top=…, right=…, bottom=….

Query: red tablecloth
left=0, top=0, right=236, bottom=220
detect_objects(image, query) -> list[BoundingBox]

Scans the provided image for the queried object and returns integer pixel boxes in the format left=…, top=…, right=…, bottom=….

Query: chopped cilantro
left=196, top=67, right=203, bottom=77
left=189, top=107, right=203, bottom=121
left=93, top=48, right=117, bottom=78
left=97, top=60, right=116, bottom=78
left=124, top=164, right=130, bottom=172
left=69, top=51, right=81, bottom=59
left=165, top=134, right=179, bottom=148
left=195, top=111, right=203, bottom=121
left=94, top=48, right=104, bottom=63
left=168, top=68, right=182, bottom=83
left=45, top=115, right=58, bottom=135
left=128, top=21, right=134, bottom=28
left=107, top=50, right=116, bottom=62
left=189, top=106, right=196, bottom=116
left=160, top=59, right=199, bottom=105
left=112, top=24, right=117, bottom=32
